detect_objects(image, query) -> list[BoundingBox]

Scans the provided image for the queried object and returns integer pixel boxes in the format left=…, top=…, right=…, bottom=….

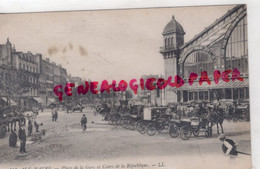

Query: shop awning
left=173, top=78, right=249, bottom=91
left=47, top=98, right=57, bottom=106
left=32, top=97, right=45, bottom=104
left=0, top=97, right=17, bottom=106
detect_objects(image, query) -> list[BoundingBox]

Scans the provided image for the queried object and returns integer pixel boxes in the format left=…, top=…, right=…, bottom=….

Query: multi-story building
left=12, top=51, right=41, bottom=95
left=38, top=58, right=69, bottom=106
left=0, top=39, right=73, bottom=108
left=67, top=75, right=83, bottom=86
left=53, top=63, right=61, bottom=86
left=38, top=58, right=55, bottom=106
left=12, top=51, right=41, bottom=109
left=60, top=67, right=68, bottom=85
left=0, top=38, right=42, bottom=109
left=160, top=5, right=248, bottom=105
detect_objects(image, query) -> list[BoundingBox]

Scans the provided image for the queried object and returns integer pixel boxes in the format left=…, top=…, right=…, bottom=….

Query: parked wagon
left=146, top=114, right=172, bottom=136
left=232, top=104, right=249, bottom=122
left=169, top=117, right=210, bottom=140
left=136, top=107, right=168, bottom=135
left=119, top=114, right=141, bottom=130
left=72, top=105, right=84, bottom=112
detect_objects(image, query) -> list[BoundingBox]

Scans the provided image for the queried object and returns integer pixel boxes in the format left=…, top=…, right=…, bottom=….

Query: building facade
left=160, top=5, right=248, bottom=105
left=0, top=39, right=75, bottom=109
left=0, top=38, right=42, bottom=109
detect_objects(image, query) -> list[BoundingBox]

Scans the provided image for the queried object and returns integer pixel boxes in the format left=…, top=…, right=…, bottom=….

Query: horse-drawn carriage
left=65, top=103, right=84, bottom=113
left=136, top=107, right=170, bottom=135
left=103, top=103, right=142, bottom=129
left=72, top=105, right=84, bottom=112
left=169, top=117, right=210, bottom=140
left=0, top=107, right=27, bottom=138
left=220, top=99, right=249, bottom=122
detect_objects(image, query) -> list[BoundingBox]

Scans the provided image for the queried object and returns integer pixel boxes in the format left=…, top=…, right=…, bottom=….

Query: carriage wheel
left=147, top=123, right=157, bottom=136
left=120, top=118, right=127, bottom=128
left=108, top=120, right=113, bottom=125
left=192, top=129, right=199, bottom=137
left=180, top=126, right=192, bottom=140
left=128, top=119, right=136, bottom=130
left=137, top=122, right=147, bottom=134
left=112, top=115, right=120, bottom=125
left=110, top=116, right=116, bottom=125
left=118, top=118, right=124, bottom=127
left=157, top=123, right=165, bottom=133
left=107, top=115, right=113, bottom=125
left=122, top=118, right=131, bottom=129
left=205, top=130, right=209, bottom=137
left=0, top=124, right=7, bottom=138
left=136, top=121, right=142, bottom=132
left=169, top=125, right=179, bottom=138
left=134, top=120, right=142, bottom=131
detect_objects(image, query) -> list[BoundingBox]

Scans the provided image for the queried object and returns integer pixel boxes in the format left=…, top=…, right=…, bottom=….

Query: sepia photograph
left=0, top=2, right=253, bottom=169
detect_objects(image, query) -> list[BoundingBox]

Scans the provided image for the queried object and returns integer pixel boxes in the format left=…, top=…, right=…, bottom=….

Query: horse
left=206, top=107, right=224, bottom=136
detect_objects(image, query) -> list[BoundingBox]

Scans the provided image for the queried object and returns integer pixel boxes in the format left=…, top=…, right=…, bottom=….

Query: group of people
left=8, top=108, right=42, bottom=154
left=9, top=124, right=27, bottom=153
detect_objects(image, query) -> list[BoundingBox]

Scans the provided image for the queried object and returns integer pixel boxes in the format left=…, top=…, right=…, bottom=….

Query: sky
left=0, top=4, right=236, bottom=82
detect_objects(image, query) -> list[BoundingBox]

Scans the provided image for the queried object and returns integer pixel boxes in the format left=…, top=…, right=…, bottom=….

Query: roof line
left=181, top=4, right=245, bottom=49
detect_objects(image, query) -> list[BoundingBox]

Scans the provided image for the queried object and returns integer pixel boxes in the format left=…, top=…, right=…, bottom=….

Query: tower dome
left=163, top=15, right=185, bottom=35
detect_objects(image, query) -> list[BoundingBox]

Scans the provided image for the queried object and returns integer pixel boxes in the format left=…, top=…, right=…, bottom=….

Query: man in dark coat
left=52, top=108, right=58, bottom=122
left=9, top=129, right=17, bottom=147
left=81, top=114, right=87, bottom=131
left=18, top=125, right=27, bottom=153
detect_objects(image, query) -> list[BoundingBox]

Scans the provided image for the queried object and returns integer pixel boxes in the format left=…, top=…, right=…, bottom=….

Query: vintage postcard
left=0, top=4, right=251, bottom=169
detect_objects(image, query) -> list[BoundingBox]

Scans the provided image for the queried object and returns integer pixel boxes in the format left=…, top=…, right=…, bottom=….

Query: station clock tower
left=160, top=15, right=185, bottom=104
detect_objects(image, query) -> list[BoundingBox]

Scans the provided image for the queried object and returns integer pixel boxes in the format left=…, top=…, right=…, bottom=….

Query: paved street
left=0, top=107, right=251, bottom=169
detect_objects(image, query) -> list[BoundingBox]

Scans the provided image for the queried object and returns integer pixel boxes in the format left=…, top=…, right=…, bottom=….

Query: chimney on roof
left=6, top=37, right=11, bottom=45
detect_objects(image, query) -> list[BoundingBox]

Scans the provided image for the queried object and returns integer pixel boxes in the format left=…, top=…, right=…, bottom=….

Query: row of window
left=20, top=54, right=35, bottom=63
left=184, top=58, right=248, bottom=78
left=183, top=16, right=248, bottom=79
left=226, top=17, right=248, bottom=58
left=165, top=37, right=174, bottom=47
left=29, top=76, right=37, bottom=84
left=19, top=62, right=37, bottom=73
left=185, top=51, right=210, bottom=64
left=183, top=88, right=249, bottom=102
left=225, top=57, right=248, bottom=74
left=28, top=88, right=37, bottom=96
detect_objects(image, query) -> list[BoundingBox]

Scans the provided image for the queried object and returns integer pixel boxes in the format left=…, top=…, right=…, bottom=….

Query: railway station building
left=159, top=5, right=248, bottom=105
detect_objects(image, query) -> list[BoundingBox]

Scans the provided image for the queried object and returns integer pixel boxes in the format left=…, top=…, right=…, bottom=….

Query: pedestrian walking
left=18, top=125, right=27, bottom=153
left=81, top=114, right=87, bottom=132
left=52, top=108, right=58, bottom=122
